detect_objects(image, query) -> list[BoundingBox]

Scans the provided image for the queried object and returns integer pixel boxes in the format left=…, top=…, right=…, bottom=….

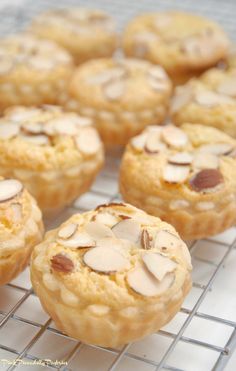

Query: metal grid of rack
left=0, top=1, right=236, bottom=370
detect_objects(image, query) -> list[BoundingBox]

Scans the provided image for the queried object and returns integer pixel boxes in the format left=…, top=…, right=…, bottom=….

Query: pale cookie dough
left=0, top=178, right=44, bottom=285
left=62, top=58, right=172, bottom=146
left=0, top=105, right=104, bottom=215
left=122, top=11, right=229, bottom=84
left=120, top=124, right=236, bottom=240
left=0, top=33, right=74, bottom=111
left=171, top=68, right=236, bottom=137
left=30, top=8, right=118, bottom=64
left=30, top=202, right=191, bottom=347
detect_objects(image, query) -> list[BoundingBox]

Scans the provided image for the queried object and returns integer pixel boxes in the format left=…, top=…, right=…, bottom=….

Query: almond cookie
left=30, top=8, right=118, bottom=64
left=0, top=105, right=104, bottom=215
left=0, top=33, right=74, bottom=111
left=30, top=202, right=191, bottom=347
left=122, top=11, right=229, bottom=84
left=120, top=124, right=236, bottom=240
left=0, top=177, right=43, bottom=285
left=62, top=58, right=172, bottom=146
left=171, top=68, right=236, bottom=137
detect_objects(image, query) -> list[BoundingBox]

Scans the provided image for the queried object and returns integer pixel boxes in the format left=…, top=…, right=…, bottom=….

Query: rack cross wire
left=0, top=1, right=236, bottom=370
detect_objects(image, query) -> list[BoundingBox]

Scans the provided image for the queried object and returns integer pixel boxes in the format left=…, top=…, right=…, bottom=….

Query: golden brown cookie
left=61, top=58, right=172, bottom=146
left=30, top=202, right=191, bottom=347
left=120, top=124, right=236, bottom=240
left=0, top=105, right=104, bottom=215
left=30, top=8, right=118, bottom=64
left=0, top=177, right=44, bottom=285
left=123, top=11, right=229, bottom=84
left=0, top=33, right=74, bottom=111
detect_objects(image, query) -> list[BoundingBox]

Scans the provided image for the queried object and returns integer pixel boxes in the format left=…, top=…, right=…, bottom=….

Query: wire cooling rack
left=0, top=1, right=236, bottom=370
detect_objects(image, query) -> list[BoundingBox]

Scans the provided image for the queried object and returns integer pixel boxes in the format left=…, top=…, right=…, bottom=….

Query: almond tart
left=30, top=202, right=191, bottom=347
left=120, top=123, right=236, bottom=240
left=0, top=105, right=104, bottom=215
left=0, top=177, right=43, bottom=285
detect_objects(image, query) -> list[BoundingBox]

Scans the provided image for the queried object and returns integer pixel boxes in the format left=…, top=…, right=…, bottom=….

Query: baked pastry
left=30, top=8, right=118, bottom=64
left=61, top=58, right=172, bottom=146
left=0, top=105, right=104, bottom=215
left=120, top=124, right=236, bottom=240
left=122, top=11, right=229, bottom=84
left=170, top=68, right=236, bottom=137
left=0, top=33, right=74, bottom=111
left=30, top=202, right=191, bottom=347
left=0, top=177, right=43, bottom=285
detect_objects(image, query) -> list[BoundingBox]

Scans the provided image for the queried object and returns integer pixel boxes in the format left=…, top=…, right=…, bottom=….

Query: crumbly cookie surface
left=30, top=8, right=118, bottom=63
left=0, top=105, right=103, bottom=171
left=171, top=68, right=236, bottom=137
left=123, top=11, right=229, bottom=74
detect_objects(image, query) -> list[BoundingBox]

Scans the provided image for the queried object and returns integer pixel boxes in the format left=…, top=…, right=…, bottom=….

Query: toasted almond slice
left=194, top=91, right=234, bottom=107
left=130, top=132, right=148, bottom=151
left=193, top=152, right=219, bottom=169
left=58, top=223, right=77, bottom=239
left=189, top=169, right=224, bottom=192
left=163, top=164, right=190, bottom=183
left=103, top=80, right=125, bottom=100
left=168, top=152, right=193, bottom=166
left=154, top=230, right=181, bottom=250
left=127, top=266, right=174, bottom=296
left=0, top=123, right=19, bottom=139
left=112, top=219, right=141, bottom=244
left=0, top=179, right=23, bottom=202
left=83, top=246, right=130, bottom=273
left=162, top=126, right=188, bottom=148
left=57, top=231, right=95, bottom=248
left=148, top=78, right=168, bottom=92
left=87, top=67, right=126, bottom=85
left=93, top=212, right=118, bottom=228
left=148, top=66, right=167, bottom=80
left=28, top=56, right=55, bottom=70
left=198, top=143, right=234, bottom=156
left=22, top=122, right=43, bottom=135
left=75, top=127, right=101, bottom=155
left=44, top=117, right=79, bottom=136
left=145, top=132, right=166, bottom=153
left=217, top=80, right=236, bottom=97
left=20, top=134, right=50, bottom=146
left=85, top=221, right=114, bottom=239
left=11, top=203, right=22, bottom=222
left=170, top=85, right=193, bottom=113
left=141, top=229, right=152, bottom=249
left=142, top=253, right=177, bottom=281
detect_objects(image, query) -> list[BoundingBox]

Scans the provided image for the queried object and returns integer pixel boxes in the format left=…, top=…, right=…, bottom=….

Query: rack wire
left=0, top=1, right=236, bottom=370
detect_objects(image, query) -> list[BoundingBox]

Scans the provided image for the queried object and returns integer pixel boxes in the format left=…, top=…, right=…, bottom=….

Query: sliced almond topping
left=127, top=266, right=174, bottom=297
left=193, top=152, right=219, bottom=170
left=75, top=127, right=101, bottom=155
left=130, top=132, right=148, bottom=151
left=168, top=152, right=193, bottom=166
left=20, top=134, right=50, bottom=146
left=194, top=91, right=234, bottom=107
left=217, top=80, right=236, bottom=97
left=189, top=169, right=224, bottom=192
left=51, top=253, right=74, bottom=273
left=145, top=132, right=166, bottom=153
left=58, top=223, right=77, bottom=239
left=0, top=123, right=19, bottom=139
left=103, top=80, right=125, bottom=100
left=44, top=117, right=79, bottom=136
left=83, top=246, right=130, bottom=273
left=141, top=229, right=152, bottom=250
left=11, top=203, right=22, bottom=223
left=21, top=122, right=43, bottom=135
left=93, top=212, right=118, bottom=228
left=0, top=179, right=23, bottom=202
left=142, top=253, right=177, bottom=281
left=57, top=231, right=95, bottom=249
left=148, top=78, right=168, bottom=92
left=85, top=221, right=114, bottom=239
left=112, top=219, right=141, bottom=244
left=198, top=143, right=234, bottom=156
left=148, top=66, right=167, bottom=81
left=162, top=126, right=188, bottom=148
left=170, top=85, right=193, bottom=114
left=87, top=67, right=126, bottom=85
left=154, top=230, right=181, bottom=250
left=163, top=164, right=190, bottom=183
